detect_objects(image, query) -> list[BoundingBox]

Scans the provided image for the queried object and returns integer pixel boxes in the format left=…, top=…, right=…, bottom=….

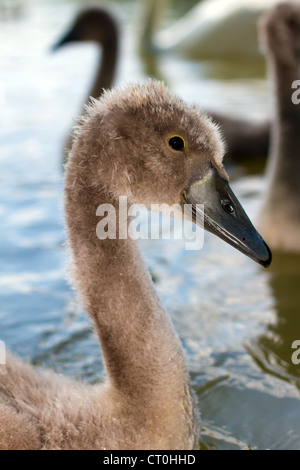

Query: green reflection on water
left=253, top=252, right=300, bottom=383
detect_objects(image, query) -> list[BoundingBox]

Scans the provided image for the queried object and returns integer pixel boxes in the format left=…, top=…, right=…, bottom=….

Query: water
left=1, top=0, right=300, bottom=450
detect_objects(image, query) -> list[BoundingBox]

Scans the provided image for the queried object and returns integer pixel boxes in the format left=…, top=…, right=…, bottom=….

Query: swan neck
left=265, top=56, right=300, bottom=190
left=64, top=165, right=190, bottom=407
left=89, top=33, right=118, bottom=99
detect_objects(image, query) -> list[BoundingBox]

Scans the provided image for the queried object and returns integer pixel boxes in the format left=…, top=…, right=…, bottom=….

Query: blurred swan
left=209, top=110, right=270, bottom=161
left=0, top=80, right=271, bottom=449
left=52, top=5, right=274, bottom=168
left=140, top=0, right=279, bottom=60
left=139, top=0, right=273, bottom=160
left=258, top=1, right=300, bottom=251
left=53, top=5, right=271, bottom=164
left=53, top=7, right=119, bottom=163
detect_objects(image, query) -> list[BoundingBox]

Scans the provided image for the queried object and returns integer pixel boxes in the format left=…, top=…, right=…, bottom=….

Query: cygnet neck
left=64, top=154, right=195, bottom=430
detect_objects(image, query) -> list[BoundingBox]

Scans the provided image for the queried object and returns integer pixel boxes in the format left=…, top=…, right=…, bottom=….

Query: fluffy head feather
left=67, top=79, right=227, bottom=206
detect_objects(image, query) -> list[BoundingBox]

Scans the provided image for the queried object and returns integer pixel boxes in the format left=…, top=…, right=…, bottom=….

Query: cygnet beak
left=181, top=167, right=272, bottom=268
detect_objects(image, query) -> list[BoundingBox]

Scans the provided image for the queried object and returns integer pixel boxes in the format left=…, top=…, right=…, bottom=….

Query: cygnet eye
left=168, top=135, right=185, bottom=152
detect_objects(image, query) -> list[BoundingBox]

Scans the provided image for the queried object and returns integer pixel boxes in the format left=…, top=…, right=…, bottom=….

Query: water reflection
left=250, top=252, right=300, bottom=383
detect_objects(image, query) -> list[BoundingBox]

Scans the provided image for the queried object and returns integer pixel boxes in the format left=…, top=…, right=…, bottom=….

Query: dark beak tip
left=50, top=29, right=78, bottom=53
left=258, top=242, right=272, bottom=268
left=50, top=43, right=60, bottom=53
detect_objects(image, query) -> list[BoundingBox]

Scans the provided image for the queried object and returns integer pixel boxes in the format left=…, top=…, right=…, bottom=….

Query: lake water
left=1, top=0, right=300, bottom=450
